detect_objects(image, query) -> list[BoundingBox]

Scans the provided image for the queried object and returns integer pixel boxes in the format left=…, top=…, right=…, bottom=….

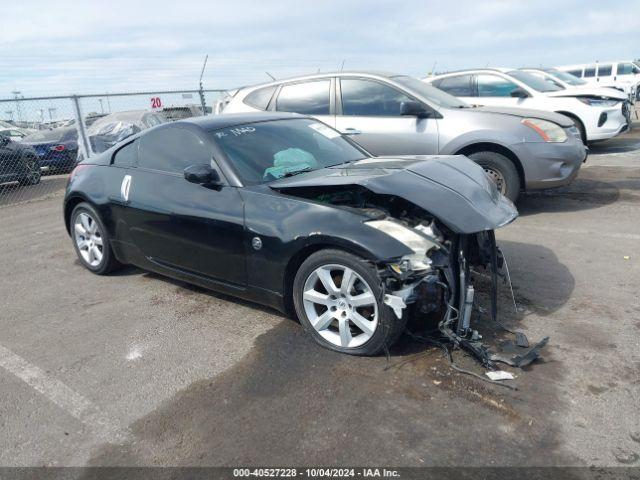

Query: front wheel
left=467, top=151, right=520, bottom=202
left=292, top=249, right=407, bottom=356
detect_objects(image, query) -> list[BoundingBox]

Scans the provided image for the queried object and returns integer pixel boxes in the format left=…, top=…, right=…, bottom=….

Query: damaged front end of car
left=272, top=155, right=549, bottom=369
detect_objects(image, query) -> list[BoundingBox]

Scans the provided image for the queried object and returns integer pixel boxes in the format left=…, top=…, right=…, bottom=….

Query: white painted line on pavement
left=515, top=224, right=640, bottom=241
left=0, top=343, right=130, bottom=444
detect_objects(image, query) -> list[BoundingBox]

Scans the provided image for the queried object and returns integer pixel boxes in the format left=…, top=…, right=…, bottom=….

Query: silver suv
left=223, top=71, right=587, bottom=201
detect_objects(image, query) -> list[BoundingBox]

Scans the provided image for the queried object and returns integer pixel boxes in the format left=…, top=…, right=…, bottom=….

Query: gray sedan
left=223, top=71, right=587, bottom=201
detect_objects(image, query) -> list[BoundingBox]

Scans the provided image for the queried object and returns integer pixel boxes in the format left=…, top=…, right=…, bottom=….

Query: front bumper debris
left=382, top=228, right=549, bottom=383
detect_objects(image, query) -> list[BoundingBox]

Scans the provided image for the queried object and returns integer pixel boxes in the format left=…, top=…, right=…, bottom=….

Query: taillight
left=69, top=164, right=91, bottom=181
left=50, top=144, right=66, bottom=152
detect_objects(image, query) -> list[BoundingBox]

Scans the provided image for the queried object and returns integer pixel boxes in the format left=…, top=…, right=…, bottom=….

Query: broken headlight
left=365, top=220, right=440, bottom=272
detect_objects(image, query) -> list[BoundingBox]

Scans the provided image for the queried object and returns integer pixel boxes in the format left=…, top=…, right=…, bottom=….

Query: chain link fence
left=0, top=88, right=225, bottom=208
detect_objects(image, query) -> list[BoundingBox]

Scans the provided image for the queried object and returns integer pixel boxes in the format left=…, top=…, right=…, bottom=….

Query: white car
left=521, top=68, right=628, bottom=100
left=427, top=68, right=629, bottom=143
left=556, top=61, right=640, bottom=102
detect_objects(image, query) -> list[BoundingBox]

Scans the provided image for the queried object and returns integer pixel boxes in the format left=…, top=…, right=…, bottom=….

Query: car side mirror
left=400, top=101, right=432, bottom=118
left=510, top=87, right=529, bottom=98
left=184, top=164, right=221, bottom=186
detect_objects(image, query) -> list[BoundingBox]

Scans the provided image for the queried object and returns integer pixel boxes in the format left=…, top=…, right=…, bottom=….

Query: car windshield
left=210, top=118, right=366, bottom=185
left=507, top=70, right=562, bottom=92
left=390, top=75, right=470, bottom=108
left=544, top=69, right=586, bottom=86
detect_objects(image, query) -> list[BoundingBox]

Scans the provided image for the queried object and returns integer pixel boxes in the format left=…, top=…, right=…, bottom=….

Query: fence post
left=198, top=82, right=208, bottom=117
left=71, top=95, right=92, bottom=159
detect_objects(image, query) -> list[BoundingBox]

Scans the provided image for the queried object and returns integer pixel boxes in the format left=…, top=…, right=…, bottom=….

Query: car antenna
left=265, top=72, right=276, bottom=81
left=339, top=59, right=346, bottom=72
left=430, top=60, right=437, bottom=76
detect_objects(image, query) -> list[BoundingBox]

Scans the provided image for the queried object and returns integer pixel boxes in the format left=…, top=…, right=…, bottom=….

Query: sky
left=1, top=0, right=639, bottom=98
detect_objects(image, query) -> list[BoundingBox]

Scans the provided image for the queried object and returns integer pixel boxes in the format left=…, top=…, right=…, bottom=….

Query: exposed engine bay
left=281, top=184, right=549, bottom=375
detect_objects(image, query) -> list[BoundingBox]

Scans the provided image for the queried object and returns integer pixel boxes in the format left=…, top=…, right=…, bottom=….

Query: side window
left=567, top=69, right=583, bottom=77
left=138, top=127, right=213, bottom=174
left=276, top=81, right=330, bottom=115
left=434, top=75, right=474, bottom=96
left=340, top=79, right=414, bottom=116
left=583, top=66, right=596, bottom=78
left=617, top=63, right=634, bottom=75
left=112, top=140, right=138, bottom=167
left=244, top=86, right=277, bottom=110
left=476, top=74, right=519, bottom=97
left=597, top=64, right=612, bottom=77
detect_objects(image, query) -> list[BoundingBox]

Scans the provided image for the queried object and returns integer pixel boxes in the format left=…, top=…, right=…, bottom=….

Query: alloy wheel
left=302, top=264, right=378, bottom=348
left=73, top=212, right=104, bottom=267
left=23, top=157, right=41, bottom=184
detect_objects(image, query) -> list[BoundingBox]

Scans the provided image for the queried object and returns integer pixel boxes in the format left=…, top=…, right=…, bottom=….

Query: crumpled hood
left=473, top=106, right=574, bottom=127
left=271, top=155, right=518, bottom=234
left=545, top=87, right=628, bottom=101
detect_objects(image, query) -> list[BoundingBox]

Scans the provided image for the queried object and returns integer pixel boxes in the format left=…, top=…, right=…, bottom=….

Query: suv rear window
left=433, top=75, right=473, bottom=96
left=276, top=81, right=330, bottom=115
left=244, top=86, right=277, bottom=110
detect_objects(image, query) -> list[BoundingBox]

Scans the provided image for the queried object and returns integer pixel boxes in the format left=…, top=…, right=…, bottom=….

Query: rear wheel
left=293, top=249, right=407, bottom=356
left=467, top=151, right=520, bottom=202
left=18, top=154, right=41, bottom=186
left=70, top=202, right=121, bottom=274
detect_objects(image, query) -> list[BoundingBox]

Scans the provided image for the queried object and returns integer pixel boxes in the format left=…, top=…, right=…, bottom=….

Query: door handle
left=343, top=128, right=361, bottom=135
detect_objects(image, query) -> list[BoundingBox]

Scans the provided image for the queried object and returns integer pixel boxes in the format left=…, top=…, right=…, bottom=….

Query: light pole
left=11, top=90, right=23, bottom=123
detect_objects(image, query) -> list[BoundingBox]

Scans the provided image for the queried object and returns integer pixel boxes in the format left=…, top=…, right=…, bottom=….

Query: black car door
left=124, top=125, right=246, bottom=286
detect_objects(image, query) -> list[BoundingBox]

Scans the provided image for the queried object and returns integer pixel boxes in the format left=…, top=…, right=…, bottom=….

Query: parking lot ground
left=1, top=127, right=639, bottom=468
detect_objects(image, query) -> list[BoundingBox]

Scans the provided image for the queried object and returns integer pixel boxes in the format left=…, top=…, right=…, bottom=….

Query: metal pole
left=71, top=96, right=92, bottom=160
left=199, top=55, right=209, bottom=116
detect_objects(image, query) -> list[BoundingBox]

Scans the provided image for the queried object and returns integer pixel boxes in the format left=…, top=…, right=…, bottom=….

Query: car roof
left=236, top=70, right=399, bottom=92
left=558, top=60, right=636, bottom=69
left=179, top=112, right=305, bottom=130
left=433, top=68, right=513, bottom=77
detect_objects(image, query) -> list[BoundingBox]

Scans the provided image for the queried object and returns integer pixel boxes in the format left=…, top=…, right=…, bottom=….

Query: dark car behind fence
left=0, top=89, right=224, bottom=207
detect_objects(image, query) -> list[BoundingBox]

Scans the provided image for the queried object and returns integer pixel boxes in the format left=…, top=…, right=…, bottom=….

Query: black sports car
left=64, top=113, right=518, bottom=355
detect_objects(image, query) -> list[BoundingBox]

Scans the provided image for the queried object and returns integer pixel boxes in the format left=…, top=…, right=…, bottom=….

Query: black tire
left=70, top=202, right=122, bottom=275
left=467, top=151, right=520, bottom=202
left=572, top=118, right=587, bottom=145
left=18, top=153, right=41, bottom=186
left=292, top=249, right=407, bottom=356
